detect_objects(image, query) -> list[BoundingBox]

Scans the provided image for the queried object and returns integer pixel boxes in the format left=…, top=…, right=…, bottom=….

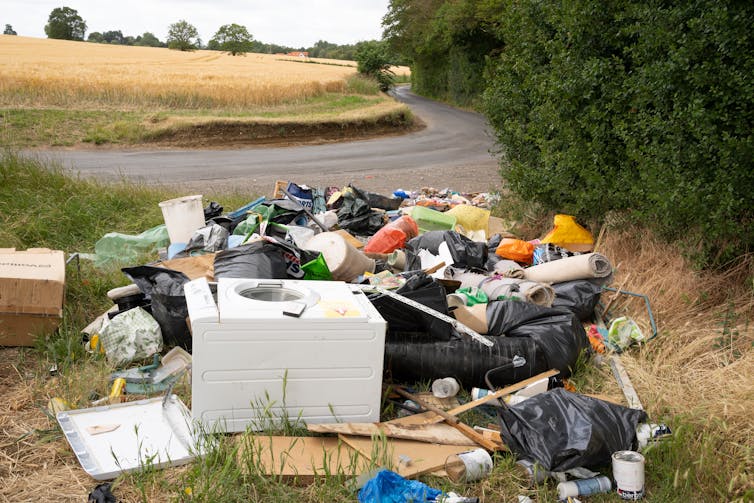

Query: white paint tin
left=612, top=450, right=646, bottom=500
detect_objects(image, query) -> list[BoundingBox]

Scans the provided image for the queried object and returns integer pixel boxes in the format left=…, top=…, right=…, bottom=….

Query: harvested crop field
left=0, top=36, right=408, bottom=109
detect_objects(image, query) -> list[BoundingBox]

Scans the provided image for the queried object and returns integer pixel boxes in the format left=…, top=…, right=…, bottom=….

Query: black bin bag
left=487, top=301, right=589, bottom=378
left=498, top=388, right=648, bottom=471
left=406, top=231, right=487, bottom=270
left=214, top=241, right=288, bottom=279
left=383, top=300, right=588, bottom=388
left=122, top=266, right=191, bottom=351
left=369, top=273, right=453, bottom=341
left=551, top=280, right=603, bottom=321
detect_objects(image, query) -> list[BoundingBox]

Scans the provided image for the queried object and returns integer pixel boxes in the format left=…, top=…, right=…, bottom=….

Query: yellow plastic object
left=89, top=334, right=106, bottom=354
left=541, top=214, right=594, bottom=252
left=447, top=204, right=491, bottom=236
left=109, top=378, right=126, bottom=402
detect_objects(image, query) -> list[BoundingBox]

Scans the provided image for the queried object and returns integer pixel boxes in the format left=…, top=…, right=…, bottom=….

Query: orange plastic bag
left=364, top=216, right=418, bottom=254
left=495, top=238, right=535, bottom=264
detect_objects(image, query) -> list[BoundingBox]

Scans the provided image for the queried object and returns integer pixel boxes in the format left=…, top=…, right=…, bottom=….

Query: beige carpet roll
left=523, top=252, right=612, bottom=284
left=444, top=267, right=555, bottom=307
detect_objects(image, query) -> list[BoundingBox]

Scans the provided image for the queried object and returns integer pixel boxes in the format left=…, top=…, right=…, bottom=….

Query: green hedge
left=482, top=0, right=754, bottom=265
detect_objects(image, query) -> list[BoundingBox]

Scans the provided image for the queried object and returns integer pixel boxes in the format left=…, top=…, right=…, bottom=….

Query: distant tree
left=355, top=40, right=395, bottom=91
left=4, top=24, right=17, bottom=35
left=44, top=6, right=86, bottom=41
left=209, top=24, right=253, bottom=56
left=123, top=35, right=136, bottom=46
left=87, top=31, right=103, bottom=43
left=166, top=20, right=199, bottom=51
left=135, top=32, right=164, bottom=47
left=102, top=30, right=124, bottom=44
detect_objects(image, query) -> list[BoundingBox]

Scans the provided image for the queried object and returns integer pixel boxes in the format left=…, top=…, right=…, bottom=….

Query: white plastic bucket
left=612, top=450, right=645, bottom=500
left=159, top=195, right=205, bottom=244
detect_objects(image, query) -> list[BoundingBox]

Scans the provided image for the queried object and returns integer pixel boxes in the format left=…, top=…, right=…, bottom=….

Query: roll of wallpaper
left=522, top=252, right=612, bottom=284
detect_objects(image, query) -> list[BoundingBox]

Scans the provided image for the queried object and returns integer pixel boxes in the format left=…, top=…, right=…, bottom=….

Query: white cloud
left=2, top=0, right=388, bottom=47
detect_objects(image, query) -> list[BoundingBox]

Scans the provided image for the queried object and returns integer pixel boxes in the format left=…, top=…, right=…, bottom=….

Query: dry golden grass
left=597, top=222, right=754, bottom=496
left=0, top=36, right=377, bottom=109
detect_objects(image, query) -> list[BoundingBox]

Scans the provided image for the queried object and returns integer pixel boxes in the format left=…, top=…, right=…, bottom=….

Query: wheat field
left=0, top=36, right=406, bottom=109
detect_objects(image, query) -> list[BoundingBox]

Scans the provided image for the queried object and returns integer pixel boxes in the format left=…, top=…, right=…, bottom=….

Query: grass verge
left=0, top=154, right=751, bottom=501
left=1, top=79, right=413, bottom=148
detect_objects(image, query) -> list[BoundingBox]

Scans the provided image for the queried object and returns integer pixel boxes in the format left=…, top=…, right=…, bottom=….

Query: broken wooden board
left=388, top=369, right=560, bottom=428
left=338, top=434, right=477, bottom=479
left=242, top=435, right=368, bottom=482
left=308, top=421, right=478, bottom=446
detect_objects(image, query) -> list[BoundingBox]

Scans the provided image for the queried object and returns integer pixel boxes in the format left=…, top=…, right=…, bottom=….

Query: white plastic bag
left=98, top=307, right=163, bottom=367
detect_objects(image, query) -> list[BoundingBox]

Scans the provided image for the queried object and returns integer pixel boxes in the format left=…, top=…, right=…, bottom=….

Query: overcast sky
left=2, top=1, right=390, bottom=48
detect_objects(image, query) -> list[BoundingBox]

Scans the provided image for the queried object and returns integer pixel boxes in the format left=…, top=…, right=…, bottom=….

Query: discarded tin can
left=557, top=475, right=612, bottom=500
left=612, top=450, right=645, bottom=500
left=445, top=448, right=493, bottom=483
left=514, top=459, right=553, bottom=486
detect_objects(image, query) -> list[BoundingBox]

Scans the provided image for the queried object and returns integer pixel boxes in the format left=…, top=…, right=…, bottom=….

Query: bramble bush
left=482, top=0, right=753, bottom=266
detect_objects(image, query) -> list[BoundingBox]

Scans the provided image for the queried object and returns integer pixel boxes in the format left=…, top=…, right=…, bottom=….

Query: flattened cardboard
left=0, top=248, right=65, bottom=346
left=243, top=435, right=368, bottom=481
left=338, top=434, right=476, bottom=479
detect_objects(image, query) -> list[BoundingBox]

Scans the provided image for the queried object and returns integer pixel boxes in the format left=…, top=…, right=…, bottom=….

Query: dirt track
left=29, top=87, right=503, bottom=195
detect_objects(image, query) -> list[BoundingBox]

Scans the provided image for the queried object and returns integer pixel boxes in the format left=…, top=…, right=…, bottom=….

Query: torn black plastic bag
left=498, top=388, right=648, bottom=471
left=337, top=185, right=386, bottom=235
left=121, top=266, right=191, bottom=351
left=384, top=334, right=542, bottom=388
left=406, top=231, right=487, bottom=269
left=551, top=280, right=603, bottom=321
left=369, top=273, right=453, bottom=341
left=214, top=241, right=288, bottom=279
left=487, top=301, right=589, bottom=378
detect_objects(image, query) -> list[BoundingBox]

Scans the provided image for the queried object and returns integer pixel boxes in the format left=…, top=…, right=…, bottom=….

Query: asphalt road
left=28, top=87, right=502, bottom=194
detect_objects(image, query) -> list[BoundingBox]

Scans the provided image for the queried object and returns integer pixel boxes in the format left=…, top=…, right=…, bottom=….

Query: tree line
left=5, top=6, right=381, bottom=61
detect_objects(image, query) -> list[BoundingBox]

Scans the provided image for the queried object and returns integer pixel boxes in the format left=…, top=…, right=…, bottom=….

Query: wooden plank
left=609, top=355, right=644, bottom=410
left=243, top=435, right=367, bottom=481
left=388, top=369, right=560, bottom=428
left=307, top=421, right=478, bottom=446
left=338, top=434, right=477, bottom=479
left=393, top=387, right=502, bottom=451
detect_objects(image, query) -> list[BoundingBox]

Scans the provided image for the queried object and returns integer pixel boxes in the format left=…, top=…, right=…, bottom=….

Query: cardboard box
left=0, top=248, right=65, bottom=346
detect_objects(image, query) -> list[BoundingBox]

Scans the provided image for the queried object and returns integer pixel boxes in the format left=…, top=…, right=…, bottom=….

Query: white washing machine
left=185, top=277, right=386, bottom=433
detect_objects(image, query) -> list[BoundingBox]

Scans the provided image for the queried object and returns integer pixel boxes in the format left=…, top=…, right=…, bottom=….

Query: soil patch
left=144, top=113, right=424, bottom=149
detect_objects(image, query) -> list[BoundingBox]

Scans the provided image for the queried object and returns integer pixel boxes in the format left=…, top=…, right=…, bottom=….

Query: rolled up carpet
left=493, top=259, right=525, bottom=279
left=523, top=252, right=613, bottom=285
left=445, top=267, right=555, bottom=307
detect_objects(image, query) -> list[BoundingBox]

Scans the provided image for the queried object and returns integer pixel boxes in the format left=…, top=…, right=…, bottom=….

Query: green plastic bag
left=94, top=224, right=169, bottom=268
left=302, top=252, right=332, bottom=281
left=456, top=286, right=489, bottom=306
left=607, top=316, right=645, bottom=351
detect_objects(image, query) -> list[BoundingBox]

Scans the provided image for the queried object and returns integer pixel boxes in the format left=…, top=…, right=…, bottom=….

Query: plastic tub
left=159, top=195, right=205, bottom=244
left=408, top=206, right=457, bottom=234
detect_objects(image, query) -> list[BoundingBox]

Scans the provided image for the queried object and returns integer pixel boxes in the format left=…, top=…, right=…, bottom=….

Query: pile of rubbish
left=3, top=181, right=667, bottom=502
